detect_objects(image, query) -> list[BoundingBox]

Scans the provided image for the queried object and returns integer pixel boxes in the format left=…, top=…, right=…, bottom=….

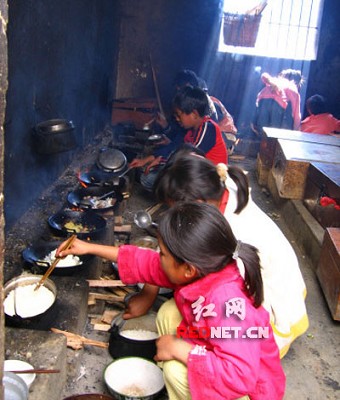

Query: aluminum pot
left=4, top=274, right=58, bottom=330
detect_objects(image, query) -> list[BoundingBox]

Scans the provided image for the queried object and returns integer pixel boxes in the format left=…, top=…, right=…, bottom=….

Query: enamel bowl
left=104, top=357, right=165, bottom=400
left=4, top=360, right=36, bottom=389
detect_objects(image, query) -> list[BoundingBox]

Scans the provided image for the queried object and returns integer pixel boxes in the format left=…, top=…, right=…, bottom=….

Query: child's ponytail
left=159, top=202, right=264, bottom=307
left=233, top=240, right=263, bottom=307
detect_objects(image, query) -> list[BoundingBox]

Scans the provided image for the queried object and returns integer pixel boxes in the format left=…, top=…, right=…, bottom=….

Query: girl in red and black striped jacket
left=172, top=86, right=228, bottom=165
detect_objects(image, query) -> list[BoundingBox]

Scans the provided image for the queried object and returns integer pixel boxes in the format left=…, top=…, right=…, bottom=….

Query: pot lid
left=97, top=148, right=127, bottom=172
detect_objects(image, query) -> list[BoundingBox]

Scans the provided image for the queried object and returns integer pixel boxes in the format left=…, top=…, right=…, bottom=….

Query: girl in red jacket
left=57, top=202, right=285, bottom=400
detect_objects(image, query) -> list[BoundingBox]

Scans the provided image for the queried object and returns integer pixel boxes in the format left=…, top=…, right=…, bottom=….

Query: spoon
left=80, top=188, right=117, bottom=208
left=133, top=210, right=158, bottom=230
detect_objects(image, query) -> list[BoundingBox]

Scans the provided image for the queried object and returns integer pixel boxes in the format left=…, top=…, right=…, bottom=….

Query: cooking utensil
left=4, top=274, right=57, bottom=326
left=33, top=119, right=76, bottom=155
left=48, top=209, right=107, bottom=239
left=22, top=240, right=90, bottom=276
left=109, top=313, right=158, bottom=361
left=96, top=148, right=128, bottom=174
left=35, top=235, right=77, bottom=291
left=134, top=210, right=158, bottom=230
left=79, top=188, right=118, bottom=208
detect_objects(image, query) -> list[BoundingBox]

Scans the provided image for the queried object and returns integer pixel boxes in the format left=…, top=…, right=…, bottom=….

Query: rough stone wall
left=0, top=1, right=8, bottom=397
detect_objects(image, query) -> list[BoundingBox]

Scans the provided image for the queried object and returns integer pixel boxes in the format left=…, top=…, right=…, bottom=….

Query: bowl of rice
left=104, top=357, right=165, bottom=400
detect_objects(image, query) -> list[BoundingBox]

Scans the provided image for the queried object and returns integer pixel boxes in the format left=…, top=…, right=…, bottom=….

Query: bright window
left=219, top=0, right=324, bottom=60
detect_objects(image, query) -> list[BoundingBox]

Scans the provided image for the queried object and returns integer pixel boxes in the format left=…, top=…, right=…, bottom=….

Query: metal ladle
left=134, top=210, right=158, bottom=229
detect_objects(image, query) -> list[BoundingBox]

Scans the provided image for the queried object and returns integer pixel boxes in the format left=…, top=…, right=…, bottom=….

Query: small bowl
left=3, top=371, right=29, bottom=400
left=104, top=357, right=164, bottom=400
left=4, top=360, right=36, bottom=389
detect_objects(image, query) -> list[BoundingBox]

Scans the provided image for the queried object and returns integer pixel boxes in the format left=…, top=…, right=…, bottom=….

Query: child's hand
left=56, top=238, right=89, bottom=257
left=154, top=334, right=193, bottom=365
left=144, top=156, right=162, bottom=174
left=123, top=284, right=159, bottom=319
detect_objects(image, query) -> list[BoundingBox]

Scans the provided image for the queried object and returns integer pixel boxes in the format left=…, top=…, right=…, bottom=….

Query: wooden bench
left=304, top=162, right=340, bottom=228
left=316, top=228, right=340, bottom=320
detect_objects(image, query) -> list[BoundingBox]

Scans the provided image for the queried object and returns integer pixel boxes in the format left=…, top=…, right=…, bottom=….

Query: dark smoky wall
left=4, top=0, right=119, bottom=230
left=114, top=0, right=222, bottom=114
left=3, top=0, right=339, bottom=231
left=303, top=0, right=340, bottom=119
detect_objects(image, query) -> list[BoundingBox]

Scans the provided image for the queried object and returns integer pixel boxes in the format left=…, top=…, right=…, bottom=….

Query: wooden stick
left=8, top=369, right=60, bottom=374
left=51, top=328, right=109, bottom=350
left=35, top=235, right=77, bottom=291
left=87, top=279, right=125, bottom=287
left=149, top=54, right=164, bottom=116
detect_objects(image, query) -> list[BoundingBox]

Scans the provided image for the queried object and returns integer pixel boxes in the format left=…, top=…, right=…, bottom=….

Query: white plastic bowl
left=4, top=360, right=36, bottom=388
left=104, top=357, right=164, bottom=400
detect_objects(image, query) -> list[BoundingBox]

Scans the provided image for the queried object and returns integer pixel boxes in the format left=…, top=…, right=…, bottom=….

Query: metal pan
left=78, top=166, right=127, bottom=188
left=67, top=186, right=123, bottom=212
left=48, top=209, right=107, bottom=240
left=22, top=241, right=92, bottom=276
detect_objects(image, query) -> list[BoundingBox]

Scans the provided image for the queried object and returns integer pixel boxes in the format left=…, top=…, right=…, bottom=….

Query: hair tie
left=216, top=163, right=228, bottom=182
left=232, top=240, right=242, bottom=260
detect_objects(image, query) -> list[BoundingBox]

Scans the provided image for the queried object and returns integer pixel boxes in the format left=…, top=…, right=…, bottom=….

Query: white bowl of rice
left=104, top=357, right=164, bottom=400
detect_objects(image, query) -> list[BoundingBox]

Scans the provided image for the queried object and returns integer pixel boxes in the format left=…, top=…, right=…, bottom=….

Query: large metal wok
left=22, top=240, right=92, bottom=276
left=48, top=209, right=107, bottom=239
left=78, top=166, right=128, bottom=188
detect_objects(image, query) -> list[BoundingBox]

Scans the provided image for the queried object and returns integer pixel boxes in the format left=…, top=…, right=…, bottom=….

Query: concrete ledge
left=5, top=328, right=67, bottom=400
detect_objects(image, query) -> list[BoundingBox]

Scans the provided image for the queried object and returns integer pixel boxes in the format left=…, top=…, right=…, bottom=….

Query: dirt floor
left=59, top=155, right=340, bottom=400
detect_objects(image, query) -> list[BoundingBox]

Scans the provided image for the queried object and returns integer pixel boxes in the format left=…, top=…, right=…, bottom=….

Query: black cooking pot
left=67, top=186, right=123, bottom=212
left=108, top=313, right=158, bottom=361
left=48, top=209, right=107, bottom=240
left=33, top=119, right=76, bottom=154
left=22, top=241, right=92, bottom=276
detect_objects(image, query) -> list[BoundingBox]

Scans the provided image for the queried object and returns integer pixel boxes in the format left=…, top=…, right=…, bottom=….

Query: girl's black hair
left=306, top=94, right=327, bottom=115
left=154, top=150, right=249, bottom=214
left=172, top=86, right=209, bottom=117
left=158, top=202, right=263, bottom=307
left=174, top=69, right=199, bottom=89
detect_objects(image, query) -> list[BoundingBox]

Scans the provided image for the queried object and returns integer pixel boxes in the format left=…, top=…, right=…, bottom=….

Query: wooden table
left=271, top=139, right=340, bottom=199
left=260, top=127, right=339, bottom=168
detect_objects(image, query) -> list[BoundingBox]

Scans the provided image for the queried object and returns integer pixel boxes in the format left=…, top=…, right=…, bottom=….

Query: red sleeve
left=117, top=245, right=175, bottom=288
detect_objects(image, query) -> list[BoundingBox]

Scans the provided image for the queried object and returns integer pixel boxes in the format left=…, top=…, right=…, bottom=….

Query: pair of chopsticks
left=8, top=369, right=60, bottom=374
left=34, top=234, right=77, bottom=291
